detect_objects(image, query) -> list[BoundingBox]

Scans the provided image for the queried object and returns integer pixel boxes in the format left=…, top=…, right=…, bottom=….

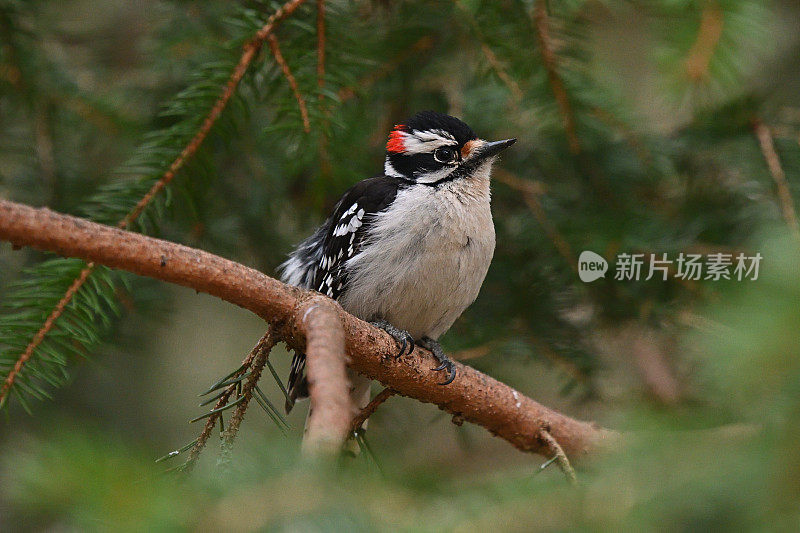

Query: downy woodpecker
left=279, top=111, right=515, bottom=413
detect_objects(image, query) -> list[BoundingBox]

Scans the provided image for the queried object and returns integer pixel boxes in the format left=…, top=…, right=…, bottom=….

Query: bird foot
left=370, top=320, right=415, bottom=357
left=418, top=336, right=457, bottom=385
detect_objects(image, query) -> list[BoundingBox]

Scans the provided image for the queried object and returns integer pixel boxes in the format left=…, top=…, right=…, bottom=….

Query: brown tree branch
left=454, top=1, right=524, bottom=103
left=267, top=34, right=311, bottom=133
left=532, top=0, right=580, bottom=155
left=350, top=388, right=396, bottom=434
left=538, top=428, right=577, bottom=484
left=316, top=0, right=326, bottom=102
left=300, top=298, right=355, bottom=456
left=337, top=36, right=434, bottom=103
left=685, top=2, right=724, bottom=82
left=0, top=0, right=308, bottom=408
left=753, top=119, right=800, bottom=239
left=0, top=200, right=616, bottom=459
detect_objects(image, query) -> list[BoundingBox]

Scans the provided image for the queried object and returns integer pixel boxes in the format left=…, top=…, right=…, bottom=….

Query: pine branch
left=753, top=118, right=800, bottom=239
left=0, top=265, right=93, bottom=409
left=219, top=331, right=276, bottom=460
left=316, top=0, right=326, bottom=103
left=267, top=34, right=311, bottom=133
left=454, top=0, right=523, bottom=103
left=337, top=36, right=434, bottom=103
left=532, top=0, right=580, bottom=155
left=350, top=388, right=395, bottom=434
left=493, top=168, right=576, bottom=269
left=655, top=0, right=771, bottom=102
left=0, top=0, right=309, bottom=410
left=538, top=428, right=577, bottom=484
left=183, top=331, right=275, bottom=471
left=684, top=1, right=724, bottom=82
left=0, top=199, right=616, bottom=460
left=315, top=0, right=331, bottom=180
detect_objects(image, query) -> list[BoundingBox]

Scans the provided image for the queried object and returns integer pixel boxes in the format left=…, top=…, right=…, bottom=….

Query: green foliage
left=0, top=0, right=319, bottom=410
left=0, top=0, right=798, bottom=403
left=0, top=260, right=122, bottom=411
left=1, top=0, right=800, bottom=527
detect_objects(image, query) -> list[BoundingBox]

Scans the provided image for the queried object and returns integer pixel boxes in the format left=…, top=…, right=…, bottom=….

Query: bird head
left=384, top=110, right=515, bottom=186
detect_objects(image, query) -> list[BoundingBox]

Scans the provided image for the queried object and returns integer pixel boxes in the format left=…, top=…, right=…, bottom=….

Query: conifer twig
left=315, top=0, right=331, bottom=179
left=121, top=0, right=308, bottom=231
left=184, top=331, right=274, bottom=471
left=267, top=34, right=311, bottom=132
left=221, top=331, right=276, bottom=452
left=0, top=264, right=94, bottom=408
left=493, top=169, right=577, bottom=269
left=753, top=119, right=800, bottom=239
left=454, top=0, right=524, bottom=103
left=532, top=0, right=580, bottom=155
left=685, top=2, right=724, bottom=82
left=337, top=36, right=434, bottom=102
left=183, top=378, right=237, bottom=471
left=538, top=428, right=577, bottom=484
left=0, top=0, right=308, bottom=409
left=0, top=199, right=615, bottom=460
left=316, top=0, right=326, bottom=102
left=350, top=388, right=396, bottom=434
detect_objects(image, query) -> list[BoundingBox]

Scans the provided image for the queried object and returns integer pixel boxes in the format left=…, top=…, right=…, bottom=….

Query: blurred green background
left=1, top=0, right=800, bottom=530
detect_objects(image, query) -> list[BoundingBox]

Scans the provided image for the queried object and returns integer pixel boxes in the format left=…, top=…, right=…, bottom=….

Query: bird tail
left=284, top=352, right=371, bottom=415
left=284, top=351, right=308, bottom=414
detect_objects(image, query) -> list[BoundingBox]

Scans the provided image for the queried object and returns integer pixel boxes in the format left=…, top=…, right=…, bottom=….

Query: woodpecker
left=279, top=111, right=515, bottom=413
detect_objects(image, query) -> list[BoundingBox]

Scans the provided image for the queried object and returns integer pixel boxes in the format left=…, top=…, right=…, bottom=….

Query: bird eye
left=433, top=146, right=458, bottom=164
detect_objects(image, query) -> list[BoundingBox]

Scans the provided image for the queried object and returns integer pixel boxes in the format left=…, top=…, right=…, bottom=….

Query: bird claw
left=436, top=362, right=457, bottom=386
left=433, top=358, right=456, bottom=385
left=419, top=336, right=457, bottom=385
left=406, top=336, right=415, bottom=356
left=369, top=326, right=457, bottom=384
left=370, top=320, right=415, bottom=357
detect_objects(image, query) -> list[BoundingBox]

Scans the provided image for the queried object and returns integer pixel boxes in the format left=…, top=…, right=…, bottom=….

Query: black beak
left=476, top=138, right=516, bottom=160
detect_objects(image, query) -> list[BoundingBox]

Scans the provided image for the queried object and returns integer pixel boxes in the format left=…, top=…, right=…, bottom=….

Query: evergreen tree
left=1, top=0, right=800, bottom=528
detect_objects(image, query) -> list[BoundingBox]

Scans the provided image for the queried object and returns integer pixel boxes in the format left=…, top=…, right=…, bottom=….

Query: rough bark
left=300, top=298, right=355, bottom=456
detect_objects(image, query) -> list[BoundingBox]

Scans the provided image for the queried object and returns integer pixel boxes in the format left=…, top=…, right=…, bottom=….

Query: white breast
left=338, top=164, right=495, bottom=340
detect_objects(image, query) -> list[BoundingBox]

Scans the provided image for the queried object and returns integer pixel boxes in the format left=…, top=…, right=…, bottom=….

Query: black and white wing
left=279, top=175, right=402, bottom=295
left=314, top=176, right=403, bottom=299
left=278, top=175, right=402, bottom=411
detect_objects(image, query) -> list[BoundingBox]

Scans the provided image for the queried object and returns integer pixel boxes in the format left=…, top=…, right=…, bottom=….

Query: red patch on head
left=386, top=124, right=407, bottom=153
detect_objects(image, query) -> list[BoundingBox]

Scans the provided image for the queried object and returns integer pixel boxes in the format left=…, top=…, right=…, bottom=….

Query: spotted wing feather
left=278, top=176, right=402, bottom=411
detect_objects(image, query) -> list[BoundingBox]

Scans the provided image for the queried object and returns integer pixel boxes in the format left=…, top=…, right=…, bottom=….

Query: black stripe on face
left=417, top=147, right=491, bottom=187
left=387, top=151, right=448, bottom=180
